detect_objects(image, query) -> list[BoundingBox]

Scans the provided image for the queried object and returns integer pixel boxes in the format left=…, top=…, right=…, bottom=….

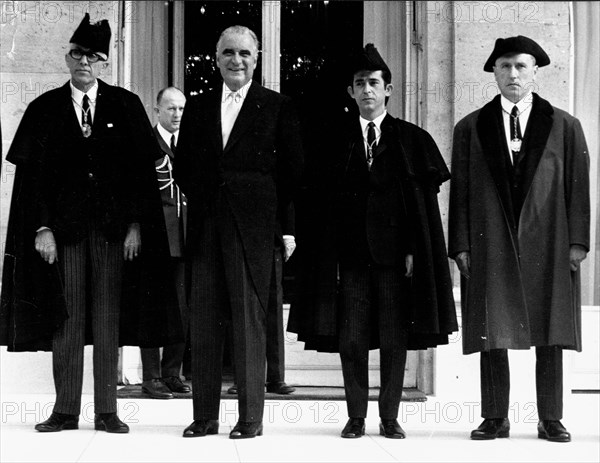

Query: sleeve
left=564, top=117, right=591, bottom=250
left=447, top=118, right=472, bottom=258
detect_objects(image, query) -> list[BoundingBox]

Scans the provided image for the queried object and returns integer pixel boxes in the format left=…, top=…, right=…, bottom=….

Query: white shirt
left=221, top=80, right=252, bottom=148
left=501, top=93, right=533, bottom=163
left=157, top=123, right=178, bottom=151
left=359, top=111, right=387, bottom=158
left=70, top=81, right=98, bottom=127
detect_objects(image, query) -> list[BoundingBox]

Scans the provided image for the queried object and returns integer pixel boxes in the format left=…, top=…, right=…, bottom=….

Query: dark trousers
left=230, top=244, right=285, bottom=385
left=338, top=263, right=408, bottom=420
left=480, top=346, right=563, bottom=420
left=53, top=227, right=123, bottom=415
left=140, top=258, right=188, bottom=380
left=189, top=213, right=271, bottom=423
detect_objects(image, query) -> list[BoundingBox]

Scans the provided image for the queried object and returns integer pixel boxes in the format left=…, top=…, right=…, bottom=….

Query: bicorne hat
left=70, top=13, right=111, bottom=57
left=484, top=35, right=549, bottom=72
left=349, top=43, right=391, bottom=82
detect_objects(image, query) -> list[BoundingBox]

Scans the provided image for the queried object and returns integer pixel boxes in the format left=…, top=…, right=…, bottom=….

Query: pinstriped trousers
left=189, top=210, right=269, bottom=423
left=52, top=226, right=123, bottom=415
left=338, top=263, right=408, bottom=420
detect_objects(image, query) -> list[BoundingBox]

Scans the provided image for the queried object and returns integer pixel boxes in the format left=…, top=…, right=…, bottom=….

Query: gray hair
left=216, top=25, right=260, bottom=53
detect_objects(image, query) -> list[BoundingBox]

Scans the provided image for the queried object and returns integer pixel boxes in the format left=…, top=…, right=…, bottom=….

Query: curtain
left=129, top=1, right=169, bottom=120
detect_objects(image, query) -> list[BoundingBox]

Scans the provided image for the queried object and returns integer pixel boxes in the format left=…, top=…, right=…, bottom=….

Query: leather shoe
left=94, top=413, right=129, bottom=433
left=470, top=418, right=510, bottom=440
left=229, top=421, right=263, bottom=439
left=341, top=418, right=365, bottom=438
left=142, top=378, right=173, bottom=399
left=227, top=384, right=238, bottom=395
left=35, top=412, right=79, bottom=432
left=163, top=376, right=191, bottom=393
left=538, top=420, right=571, bottom=442
left=379, top=419, right=406, bottom=439
left=266, top=381, right=295, bottom=394
left=182, top=419, right=219, bottom=437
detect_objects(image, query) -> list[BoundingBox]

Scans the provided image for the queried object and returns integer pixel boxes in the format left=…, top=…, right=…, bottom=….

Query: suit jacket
left=175, top=81, right=304, bottom=309
left=448, top=94, right=590, bottom=354
left=336, top=114, right=415, bottom=266
left=153, top=125, right=187, bottom=257
left=0, top=79, right=183, bottom=351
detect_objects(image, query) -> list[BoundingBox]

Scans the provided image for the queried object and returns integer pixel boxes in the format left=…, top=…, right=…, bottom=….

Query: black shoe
left=470, top=418, right=510, bottom=440
left=341, top=418, right=365, bottom=438
left=163, top=376, right=191, bottom=393
left=229, top=421, right=263, bottom=439
left=35, top=412, right=79, bottom=432
left=182, top=419, right=219, bottom=437
left=266, top=381, right=296, bottom=394
left=538, top=420, right=571, bottom=442
left=142, top=378, right=173, bottom=399
left=94, top=413, right=129, bottom=433
left=379, top=419, right=406, bottom=439
left=227, top=384, right=238, bottom=395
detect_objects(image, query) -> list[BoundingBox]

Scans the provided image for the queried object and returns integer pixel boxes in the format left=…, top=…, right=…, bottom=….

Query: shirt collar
left=70, top=80, right=98, bottom=105
left=500, top=93, right=533, bottom=115
left=359, top=110, right=387, bottom=135
left=157, top=123, right=178, bottom=149
left=221, top=80, right=252, bottom=103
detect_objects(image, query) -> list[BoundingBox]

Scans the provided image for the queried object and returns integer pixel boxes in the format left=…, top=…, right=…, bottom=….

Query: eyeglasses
left=68, top=49, right=105, bottom=63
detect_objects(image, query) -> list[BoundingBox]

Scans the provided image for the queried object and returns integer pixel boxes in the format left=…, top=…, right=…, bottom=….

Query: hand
left=454, top=251, right=470, bottom=279
left=35, top=229, right=57, bottom=264
left=124, top=223, right=141, bottom=261
left=405, top=254, right=413, bottom=278
left=570, top=244, right=587, bottom=272
left=283, top=235, right=296, bottom=262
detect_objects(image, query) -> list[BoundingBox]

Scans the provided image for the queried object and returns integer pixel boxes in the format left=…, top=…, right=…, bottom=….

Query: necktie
left=510, top=105, right=522, bottom=166
left=170, top=134, right=176, bottom=153
left=366, top=121, right=376, bottom=168
left=82, top=94, right=92, bottom=126
left=222, top=92, right=240, bottom=148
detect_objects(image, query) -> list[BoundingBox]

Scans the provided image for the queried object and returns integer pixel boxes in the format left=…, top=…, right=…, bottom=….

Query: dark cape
left=288, top=114, right=457, bottom=352
left=0, top=80, right=183, bottom=352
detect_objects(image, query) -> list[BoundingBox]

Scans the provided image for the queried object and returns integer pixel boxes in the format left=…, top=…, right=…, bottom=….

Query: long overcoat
left=0, top=80, right=183, bottom=351
left=448, top=94, right=590, bottom=355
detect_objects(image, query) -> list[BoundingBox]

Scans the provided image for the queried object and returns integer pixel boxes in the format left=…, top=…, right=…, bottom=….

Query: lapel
left=223, top=81, right=264, bottom=154
left=517, top=93, right=554, bottom=197
left=207, top=89, right=223, bottom=154
left=476, top=95, right=516, bottom=228
left=372, top=113, right=394, bottom=160
left=93, top=79, right=111, bottom=136
left=153, top=125, right=173, bottom=158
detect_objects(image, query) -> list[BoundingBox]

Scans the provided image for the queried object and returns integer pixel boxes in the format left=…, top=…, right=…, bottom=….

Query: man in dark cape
left=0, top=14, right=181, bottom=433
left=448, top=36, right=590, bottom=443
left=288, top=44, right=457, bottom=439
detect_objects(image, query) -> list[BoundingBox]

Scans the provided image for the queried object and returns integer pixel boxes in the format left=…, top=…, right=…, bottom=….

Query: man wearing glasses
left=0, top=14, right=179, bottom=433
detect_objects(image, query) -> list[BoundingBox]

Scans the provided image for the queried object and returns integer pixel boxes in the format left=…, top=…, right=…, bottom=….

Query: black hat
left=484, top=35, right=549, bottom=72
left=349, top=43, right=391, bottom=81
left=70, top=13, right=111, bottom=57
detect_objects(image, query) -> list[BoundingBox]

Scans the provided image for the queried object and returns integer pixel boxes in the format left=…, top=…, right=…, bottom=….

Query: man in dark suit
left=0, top=14, right=179, bottom=434
left=448, top=36, right=590, bottom=443
left=175, top=25, right=304, bottom=439
left=329, top=44, right=456, bottom=439
left=139, top=87, right=191, bottom=399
